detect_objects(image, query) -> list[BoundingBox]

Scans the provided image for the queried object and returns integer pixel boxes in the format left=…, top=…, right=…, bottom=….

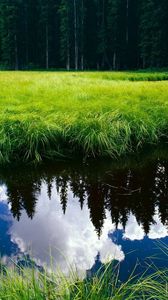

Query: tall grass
left=1, top=71, right=168, bottom=163
left=0, top=259, right=168, bottom=299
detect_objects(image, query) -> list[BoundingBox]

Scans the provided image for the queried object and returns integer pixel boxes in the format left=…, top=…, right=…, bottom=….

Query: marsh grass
left=1, top=71, right=168, bottom=163
left=0, top=259, right=168, bottom=300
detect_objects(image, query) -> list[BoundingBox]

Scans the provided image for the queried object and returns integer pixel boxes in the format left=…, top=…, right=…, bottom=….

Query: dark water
left=0, top=155, right=168, bottom=280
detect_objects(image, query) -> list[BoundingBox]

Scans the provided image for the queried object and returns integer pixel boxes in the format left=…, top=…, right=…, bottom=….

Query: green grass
left=0, top=260, right=168, bottom=299
left=1, top=242, right=168, bottom=299
left=1, top=70, right=168, bottom=163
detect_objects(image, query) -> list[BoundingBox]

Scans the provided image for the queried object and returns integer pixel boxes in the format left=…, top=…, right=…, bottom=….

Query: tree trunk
left=81, top=55, right=84, bottom=70
left=14, top=34, right=19, bottom=70
left=46, top=24, right=49, bottom=69
left=66, top=39, right=70, bottom=70
left=25, top=3, right=29, bottom=68
left=126, top=0, right=129, bottom=44
left=81, top=0, right=84, bottom=70
left=113, top=51, right=116, bottom=70
left=101, top=0, right=106, bottom=68
left=74, top=0, right=78, bottom=70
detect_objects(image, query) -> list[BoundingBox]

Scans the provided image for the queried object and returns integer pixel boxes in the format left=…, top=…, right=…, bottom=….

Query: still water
left=0, top=156, right=168, bottom=281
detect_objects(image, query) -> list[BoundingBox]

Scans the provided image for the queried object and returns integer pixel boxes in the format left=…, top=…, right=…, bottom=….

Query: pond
left=0, top=153, right=168, bottom=281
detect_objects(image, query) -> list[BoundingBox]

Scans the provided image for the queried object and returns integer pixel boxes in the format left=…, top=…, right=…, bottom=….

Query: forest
left=0, top=0, right=168, bottom=70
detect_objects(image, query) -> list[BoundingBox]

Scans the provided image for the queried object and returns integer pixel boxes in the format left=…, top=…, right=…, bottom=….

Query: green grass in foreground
left=0, top=260, right=168, bottom=299
left=1, top=71, right=168, bottom=163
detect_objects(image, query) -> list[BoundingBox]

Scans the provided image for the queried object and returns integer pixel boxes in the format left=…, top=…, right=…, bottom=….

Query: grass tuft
left=1, top=71, right=168, bottom=163
left=0, top=259, right=168, bottom=299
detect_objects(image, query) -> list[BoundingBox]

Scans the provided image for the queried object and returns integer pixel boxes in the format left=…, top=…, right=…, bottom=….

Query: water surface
left=0, top=156, right=168, bottom=280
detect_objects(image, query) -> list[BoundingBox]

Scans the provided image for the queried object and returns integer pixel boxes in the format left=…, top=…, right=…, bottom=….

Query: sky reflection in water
left=0, top=158, right=168, bottom=279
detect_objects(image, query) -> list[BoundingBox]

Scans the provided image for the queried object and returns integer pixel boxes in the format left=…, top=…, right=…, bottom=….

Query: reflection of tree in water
left=1, top=159, right=168, bottom=236
left=4, top=173, right=41, bottom=220
left=44, top=175, right=54, bottom=200
left=130, top=165, right=156, bottom=234
left=154, top=162, right=168, bottom=228
left=56, top=175, right=69, bottom=214
left=87, top=182, right=106, bottom=237
left=69, top=172, right=86, bottom=210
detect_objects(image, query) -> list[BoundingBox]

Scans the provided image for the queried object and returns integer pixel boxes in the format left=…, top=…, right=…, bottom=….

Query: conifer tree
left=0, top=0, right=168, bottom=70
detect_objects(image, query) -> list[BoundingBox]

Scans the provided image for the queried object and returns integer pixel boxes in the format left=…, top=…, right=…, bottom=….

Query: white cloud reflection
left=0, top=185, right=8, bottom=202
left=123, top=213, right=145, bottom=241
left=148, top=208, right=168, bottom=240
left=9, top=183, right=124, bottom=273
left=123, top=210, right=168, bottom=241
left=0, top=182, right=168, bottom=274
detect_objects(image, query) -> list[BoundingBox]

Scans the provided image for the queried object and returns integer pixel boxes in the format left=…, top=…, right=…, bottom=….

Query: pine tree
left=0, top=0, right=20, bottom=69
left=107, top=0, right=119, bottom=69
left=25, top=0, right=40, bottom=68
left=59, top=0, right=73, bottom=70
left=0, top=0, right=168, bottom=70
left=138, top=0, right=167, bottom=68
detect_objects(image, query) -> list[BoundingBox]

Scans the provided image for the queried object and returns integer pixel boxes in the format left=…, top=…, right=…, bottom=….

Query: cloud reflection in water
left=9, top=184, right=124, bottom=273
left=0, top=157, right=168, bottom=274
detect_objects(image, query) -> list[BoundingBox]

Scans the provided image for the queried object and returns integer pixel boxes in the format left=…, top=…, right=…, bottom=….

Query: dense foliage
left=0, top=0, right=168, bottom=70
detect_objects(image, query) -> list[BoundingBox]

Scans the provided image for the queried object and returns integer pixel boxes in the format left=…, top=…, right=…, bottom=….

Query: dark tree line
left=1, top=158, right=168, bottom=236
left=0, top=0, right=168, bottom=70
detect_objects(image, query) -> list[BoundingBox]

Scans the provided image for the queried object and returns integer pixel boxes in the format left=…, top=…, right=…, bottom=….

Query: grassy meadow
left=1, top=70, right=168, bottom=163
